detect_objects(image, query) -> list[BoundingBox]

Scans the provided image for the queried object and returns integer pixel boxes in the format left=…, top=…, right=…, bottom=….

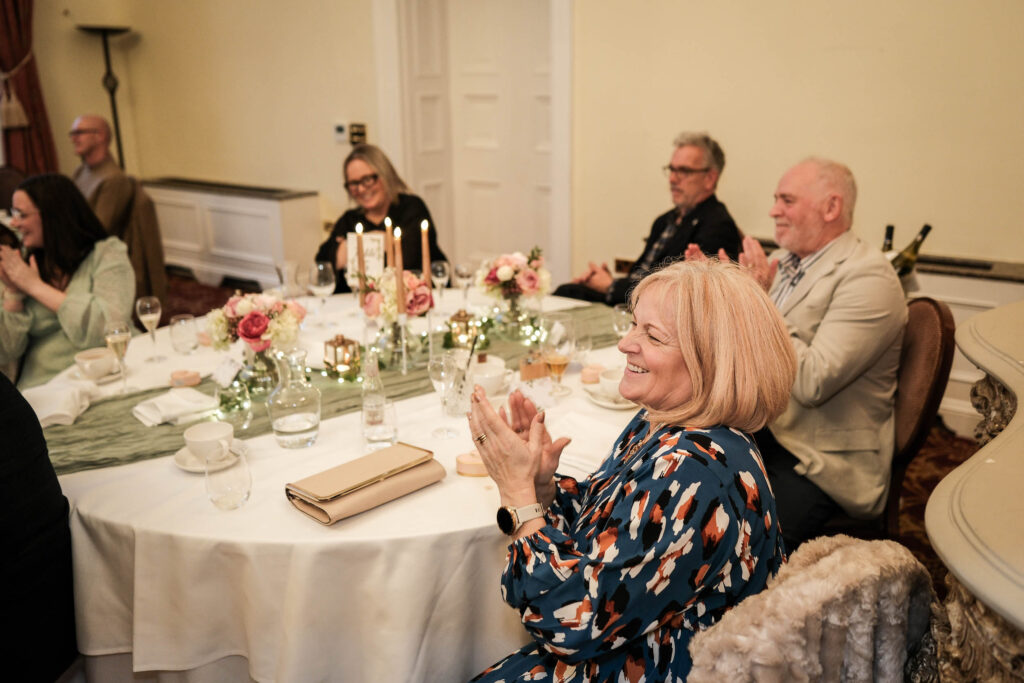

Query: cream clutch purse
left=285, top=443, right=446, bottom=525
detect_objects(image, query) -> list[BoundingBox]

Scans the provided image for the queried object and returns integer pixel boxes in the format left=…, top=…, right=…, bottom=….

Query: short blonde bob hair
left=629, top=260, right=796, bottom=432
left=343, top=144, right=410, bottom=206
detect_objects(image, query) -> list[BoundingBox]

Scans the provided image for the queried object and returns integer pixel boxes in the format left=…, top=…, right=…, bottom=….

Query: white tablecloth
left=59, top=344, right=633, bottom=682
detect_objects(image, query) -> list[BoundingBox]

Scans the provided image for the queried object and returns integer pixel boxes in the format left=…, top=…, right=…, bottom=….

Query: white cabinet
left=144, top=178, right=322, bottom=291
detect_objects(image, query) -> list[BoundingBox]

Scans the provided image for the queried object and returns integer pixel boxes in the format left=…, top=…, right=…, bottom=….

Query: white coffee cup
left=599, top=367, right=623, bottom=398
left=74, top=347, right=116, bottom=379
left=471, top=357, right=512, bottom=395
left=184, top=421, right=234, bottom=461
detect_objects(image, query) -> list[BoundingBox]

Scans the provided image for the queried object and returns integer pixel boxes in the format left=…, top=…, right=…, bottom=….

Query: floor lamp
left=77, top=24, right=131, bottom=170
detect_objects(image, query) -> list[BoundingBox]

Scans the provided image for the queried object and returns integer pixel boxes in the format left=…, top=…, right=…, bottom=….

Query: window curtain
left=1, top=0, right=58, bottom=175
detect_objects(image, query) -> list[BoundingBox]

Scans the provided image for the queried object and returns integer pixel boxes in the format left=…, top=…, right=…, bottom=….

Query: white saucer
left=174, top=440, right=249, bottom=473
left=69, top=366, right=123, bottom=384
left=583, top=385, right=636, bottom=410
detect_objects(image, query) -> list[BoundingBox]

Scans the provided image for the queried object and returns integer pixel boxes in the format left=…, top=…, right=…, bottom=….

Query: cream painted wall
left=32, top=1, right=1024, bottom=268
left=571, top=0, right=1024, bottom=272
left=35, top=0, right=380, bottom=225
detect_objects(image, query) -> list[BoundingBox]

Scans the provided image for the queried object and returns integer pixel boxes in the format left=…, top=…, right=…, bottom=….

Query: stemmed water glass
left=103, top=318, right=132, bottom=394
left=431, top=261, right=450, bottom=301
left=539, top=313, right=576, bottom=397
left=135, top=296, right=165, bottom=362
left=611, top=303, right=632, bottom=339
left=308, top=261, right=336, bottom=323
left=453, top=263, right=474, bottom=305
left=427, top=356, right=457, bottom=438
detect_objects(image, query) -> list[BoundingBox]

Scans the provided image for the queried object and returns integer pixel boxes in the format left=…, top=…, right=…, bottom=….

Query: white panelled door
left=397, top=0, right=566, bottom=280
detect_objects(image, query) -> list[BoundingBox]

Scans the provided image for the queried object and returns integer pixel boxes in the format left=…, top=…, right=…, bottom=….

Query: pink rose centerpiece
left=476, top=246, right=551, bottom=302
left=475, top=246, right=551, bottom=338
left=207, top=292, right=306, bottom=352
left=207, top=292, right=307, bottom=398
left=360, top=269, right=433, bottom=322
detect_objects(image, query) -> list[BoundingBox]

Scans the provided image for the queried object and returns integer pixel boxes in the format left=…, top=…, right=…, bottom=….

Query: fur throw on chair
left=688, top=534, right=936, bottom=682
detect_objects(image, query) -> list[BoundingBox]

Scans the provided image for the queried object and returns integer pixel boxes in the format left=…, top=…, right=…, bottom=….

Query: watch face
left=496, top=507, right=515, bottom=535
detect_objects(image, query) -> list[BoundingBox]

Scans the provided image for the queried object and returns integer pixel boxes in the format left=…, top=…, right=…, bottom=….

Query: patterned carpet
left=164, top=268, right=981, bottom=598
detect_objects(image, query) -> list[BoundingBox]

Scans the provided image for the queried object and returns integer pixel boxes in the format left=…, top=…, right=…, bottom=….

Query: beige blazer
left=769, top=230, right=907, bottom=518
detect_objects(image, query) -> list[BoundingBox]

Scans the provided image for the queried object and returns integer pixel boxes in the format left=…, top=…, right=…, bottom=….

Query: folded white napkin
left=23, top=380, right=98, bottom=428
left=132, top=387, right=218, bottom=427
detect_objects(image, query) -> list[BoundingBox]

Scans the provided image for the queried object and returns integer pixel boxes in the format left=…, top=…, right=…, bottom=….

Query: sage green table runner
left=48, top=303, right=618, bottom=475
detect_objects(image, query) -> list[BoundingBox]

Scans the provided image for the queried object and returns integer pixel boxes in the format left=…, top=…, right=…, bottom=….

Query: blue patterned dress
left=472, top=411, right=786, bottom=682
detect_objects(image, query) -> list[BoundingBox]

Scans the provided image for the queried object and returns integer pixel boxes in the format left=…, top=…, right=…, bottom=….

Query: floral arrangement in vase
left=476, top=246, right=551, bottom=301
left=361, top=269, right=433, bottom=322
left=207, top=292, right=307, bottom=352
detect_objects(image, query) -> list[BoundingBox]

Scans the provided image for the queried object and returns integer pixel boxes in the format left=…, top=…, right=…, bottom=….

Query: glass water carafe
left=267, top=348, right=322, bottom=448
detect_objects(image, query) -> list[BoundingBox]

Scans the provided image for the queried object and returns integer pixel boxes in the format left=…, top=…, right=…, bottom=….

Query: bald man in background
left=69, top=114, right=167, bottom=305
left=70, top=114, right=135, bottom=229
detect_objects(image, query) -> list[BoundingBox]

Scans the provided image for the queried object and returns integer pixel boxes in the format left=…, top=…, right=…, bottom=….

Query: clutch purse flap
left=285, top=442, right=434, bottom=503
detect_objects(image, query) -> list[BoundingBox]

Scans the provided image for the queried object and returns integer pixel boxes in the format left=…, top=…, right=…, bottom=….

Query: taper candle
left=384, top=217, right=393, bottom=269
left=393, top=227, right=406, bottom=313
left=420, top=219, right=432, bottom=305
left=355, top=222, right=366, bottom=307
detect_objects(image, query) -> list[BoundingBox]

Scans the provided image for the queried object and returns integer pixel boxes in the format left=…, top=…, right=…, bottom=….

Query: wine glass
left=539, top=313, right=576, bottom=397
left=431, top=261, right=450, bottom=302
left=135, top=296, right=165, bottom=362
left=453, top=263, right=474, bottom=304
left=103, top=319, right=132, bottom=394
left=427, top=356, right=457, bottom=438
left=308, top=261, right=336, bottom=323
left=611, top=303, right=633, bottom=339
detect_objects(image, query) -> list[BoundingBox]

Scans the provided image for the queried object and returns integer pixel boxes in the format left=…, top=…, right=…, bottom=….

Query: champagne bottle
left=890, top=224, right=932, bottom=278
left=881, top=225, right=894, bottom=252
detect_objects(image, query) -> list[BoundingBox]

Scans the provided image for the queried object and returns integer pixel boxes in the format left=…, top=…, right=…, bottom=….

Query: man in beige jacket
left=732, top=158, right=907, bottom=551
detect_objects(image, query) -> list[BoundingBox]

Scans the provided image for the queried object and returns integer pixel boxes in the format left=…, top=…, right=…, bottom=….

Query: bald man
left=70, top=114, right=134, bottom=231
left=735, top=158, right=907, bottom=551
left=70, top=114, right=167, bottom=304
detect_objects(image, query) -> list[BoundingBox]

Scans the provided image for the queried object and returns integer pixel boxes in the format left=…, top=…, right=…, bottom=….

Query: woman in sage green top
left=0, top=174, right=135, bottom=389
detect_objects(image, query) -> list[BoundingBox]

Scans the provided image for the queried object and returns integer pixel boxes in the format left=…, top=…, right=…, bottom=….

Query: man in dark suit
left=554, top=131, right=741, bottom=305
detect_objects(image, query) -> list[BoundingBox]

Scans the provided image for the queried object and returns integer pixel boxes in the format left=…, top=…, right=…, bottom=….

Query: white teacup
left=74, top=347, right=117, bottom=380
left=471, top=357, right=512, bottom=395
left=599, top=367, right=623, bottom=398
left=184, top=421, right=234, bottom=461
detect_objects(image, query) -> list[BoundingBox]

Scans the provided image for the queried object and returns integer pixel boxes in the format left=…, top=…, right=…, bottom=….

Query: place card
left=212, top=356, right=244, bottom=388
left=347, top=231, right=385, bottom=279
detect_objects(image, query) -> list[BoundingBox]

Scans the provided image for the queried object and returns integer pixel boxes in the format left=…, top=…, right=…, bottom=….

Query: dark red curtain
left=1, top=0, right=58, bottom=175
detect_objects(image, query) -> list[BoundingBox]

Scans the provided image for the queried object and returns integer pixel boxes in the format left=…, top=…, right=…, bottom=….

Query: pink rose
left=363, top=291, right=383, bottom=317
left=515, top=269, right=539, bottom=295
left=406, top=284, right=433, bottom=317
left=286, top=299, right=307, bottom=322
left=484, top=267, right=501, bottom=285
left=223, top=295, right=242, bottom=318
left=403, top=270, right=425, bottom=290
left=237, top=311, right=271, bottom=352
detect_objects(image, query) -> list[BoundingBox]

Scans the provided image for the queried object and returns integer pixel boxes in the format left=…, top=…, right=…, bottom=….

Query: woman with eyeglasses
left=0, top=174, right=135, bottom=388
left=315, top=144, right=448, bottom=293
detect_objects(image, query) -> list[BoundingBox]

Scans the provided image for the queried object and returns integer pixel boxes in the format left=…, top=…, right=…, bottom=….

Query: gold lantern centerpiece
left=324, top=334, right=360, bottom=379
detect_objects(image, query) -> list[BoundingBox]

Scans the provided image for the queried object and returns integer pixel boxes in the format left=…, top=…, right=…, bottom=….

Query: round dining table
left=54, top=293, right=634, bottom=682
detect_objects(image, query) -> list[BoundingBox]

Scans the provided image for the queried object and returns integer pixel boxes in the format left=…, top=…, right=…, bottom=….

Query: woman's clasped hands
left=0, top=245, right=39, bottom=299
left=467, top=387, right=571, bottom=511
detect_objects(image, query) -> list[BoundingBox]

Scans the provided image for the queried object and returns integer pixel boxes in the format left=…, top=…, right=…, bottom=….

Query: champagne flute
left=453, top=263, right=474, bottom=305
left=611, top=303, right=632, bottom=339
left=308, top=261, right=336, bottom=323
left=539, top=313, right=576, bottom=397
left=427, top=357, right=457, bottom=438
left=135, top=296, right=165, bottom=363
left=104, top=319, right=132, bottom=394
left=431, top=261, right=450, bottom=302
